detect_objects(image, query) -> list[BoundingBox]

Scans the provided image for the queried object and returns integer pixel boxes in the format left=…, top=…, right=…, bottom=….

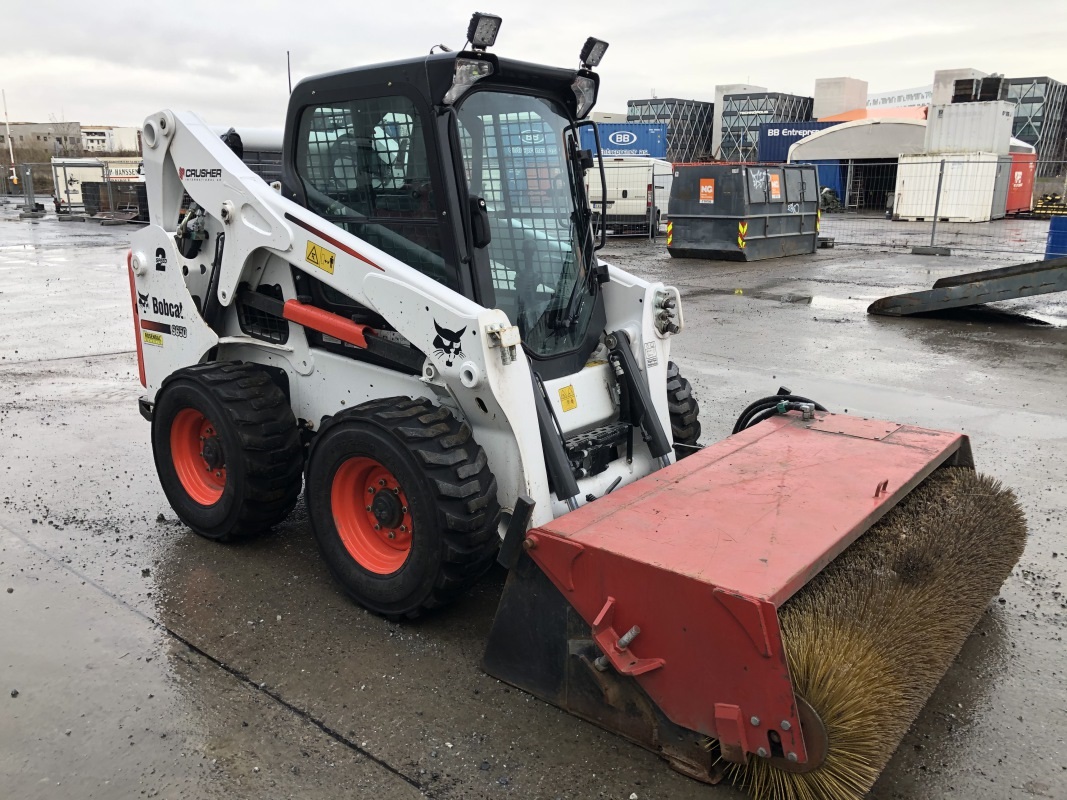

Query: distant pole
left=930, top=159, right=945, bottom=247
left=287, top=51, right=292, bottom=94
left=2, top=90, right=15, bottom=167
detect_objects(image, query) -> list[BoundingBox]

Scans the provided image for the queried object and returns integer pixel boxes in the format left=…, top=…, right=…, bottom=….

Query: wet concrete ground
left=819, top=213, right=1052, bottom=258
left=1, top=217, right=1065, bottom=799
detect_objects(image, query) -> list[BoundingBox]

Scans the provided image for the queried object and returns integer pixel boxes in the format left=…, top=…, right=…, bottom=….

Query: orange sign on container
left=699, top=178, right=715, bottom=204
left=769, top=173, right=782, bottom=200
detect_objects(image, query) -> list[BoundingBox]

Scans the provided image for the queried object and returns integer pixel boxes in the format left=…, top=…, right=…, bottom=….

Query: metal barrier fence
left=586, top=162, right=673, bottom=239
left=814, top=159, right=1066, bottom=259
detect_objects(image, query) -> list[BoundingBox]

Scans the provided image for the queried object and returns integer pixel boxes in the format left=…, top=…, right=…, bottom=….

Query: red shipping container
left=1007, top=152, right=1037, bottom=214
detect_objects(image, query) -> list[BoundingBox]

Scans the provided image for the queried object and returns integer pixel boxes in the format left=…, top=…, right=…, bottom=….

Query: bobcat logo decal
left=432, top=321, right=466, bottom=367
left=137, top=291, right=149, bottom=312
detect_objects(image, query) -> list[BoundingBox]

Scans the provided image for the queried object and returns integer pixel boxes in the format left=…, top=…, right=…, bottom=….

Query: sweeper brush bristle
left=723, top=467, right=1026, bottom=800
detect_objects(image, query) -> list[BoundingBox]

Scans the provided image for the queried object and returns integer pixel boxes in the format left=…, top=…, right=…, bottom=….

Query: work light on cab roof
left=466, top=11, right=502, bottom=50
left=580, top=37, right=609, bottom=69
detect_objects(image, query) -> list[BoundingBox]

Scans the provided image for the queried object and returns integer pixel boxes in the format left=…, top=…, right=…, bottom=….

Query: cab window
left=297, top=96, right=456, bottom=289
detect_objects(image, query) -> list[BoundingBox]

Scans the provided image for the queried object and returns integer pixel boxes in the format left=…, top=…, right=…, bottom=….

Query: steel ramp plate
left=523, top=412, right=968, bottom=756
left=868, top=254, right=1067, bottom=316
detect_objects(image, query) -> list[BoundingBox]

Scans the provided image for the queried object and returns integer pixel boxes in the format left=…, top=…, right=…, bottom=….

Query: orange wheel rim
left=170, top=408, right=227, bottom=506
left=331, top=456, right=413, bottom=575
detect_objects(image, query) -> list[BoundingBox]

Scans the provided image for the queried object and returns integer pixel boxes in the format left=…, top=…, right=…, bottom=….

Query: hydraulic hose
left=732, top=393, right=828, bottom=435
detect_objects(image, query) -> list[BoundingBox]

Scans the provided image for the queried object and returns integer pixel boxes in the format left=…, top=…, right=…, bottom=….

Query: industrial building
left=718, top=91, right=813, bottom=162
left=625, top=97, right=714, bottom=162
left=1005, top=76, right=1066, bottom=170
left=0, top=121, right=82, bottom=156
left=81, top=125, right=141, bottom=153
left=2, top=120, right=141, bottom=157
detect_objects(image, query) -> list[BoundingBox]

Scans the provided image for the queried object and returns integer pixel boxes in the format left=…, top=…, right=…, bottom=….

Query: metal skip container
left=666, top=164, right=819, bottom=261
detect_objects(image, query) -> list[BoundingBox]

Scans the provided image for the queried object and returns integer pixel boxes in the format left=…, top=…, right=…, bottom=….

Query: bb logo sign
left=607, top=130, right=638, bottom=146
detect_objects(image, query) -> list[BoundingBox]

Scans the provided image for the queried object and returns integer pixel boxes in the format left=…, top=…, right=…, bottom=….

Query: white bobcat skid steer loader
left=129, top=16, right=1026, bottom=800
left=130, top=36, right=695, bottom=616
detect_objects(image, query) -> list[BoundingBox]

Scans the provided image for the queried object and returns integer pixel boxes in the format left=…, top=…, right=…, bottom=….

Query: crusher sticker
left=142, top=330, right=164, bottom=347
left=699, top=178, right=715, bottom=204
left=432, top=321, right=466, bottom=367
left=643, top=340, right=659, bottom=368
left=141, top=319, right=187, bottom=339
left=178, top=167, right=223, bottom=181
left=305, top=241, right=336, bottom=274
left=769, top=173, right=782, bottom=201
left=558, top=385, right=577, bottom=412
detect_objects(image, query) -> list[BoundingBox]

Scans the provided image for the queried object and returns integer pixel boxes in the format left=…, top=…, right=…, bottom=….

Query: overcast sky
left=2, top=1, right=1063, bottom=129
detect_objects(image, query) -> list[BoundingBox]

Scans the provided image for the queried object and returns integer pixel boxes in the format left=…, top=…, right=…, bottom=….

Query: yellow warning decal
left=142, top=330, right=164, bottom=347
left=737, top=220, right=749, bottom=249
left=666, top=220, right=673, bottom=246
left=559, top=385, right=577, bottom=412
left=305, top=241, right=336, bottom=274
left=817, top=208, right=822, bottom=233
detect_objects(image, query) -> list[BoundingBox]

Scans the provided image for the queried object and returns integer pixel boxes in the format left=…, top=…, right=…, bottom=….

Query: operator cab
left=282, top=16, right=609, bottom=379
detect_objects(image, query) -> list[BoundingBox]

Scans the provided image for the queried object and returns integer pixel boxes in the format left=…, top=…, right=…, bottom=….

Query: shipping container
left=666, top=163, right=819, bottom=261
left=894, top=153, right=1002, bottom=223
left=990, top=156, right=1012, bottom=220
left=757, top=121, right=835, bottom=162
left=1006, top=152, right=1037, bottom=215
left=925, top=102, right=1015, bottom=155
left=580, top=123, right=668, bottom=159
left=585, top=157, right=673, bottom=235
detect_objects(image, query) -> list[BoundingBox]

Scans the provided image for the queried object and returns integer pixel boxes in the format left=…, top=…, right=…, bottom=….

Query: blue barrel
left=1045, top=216, right=1067, bottom=259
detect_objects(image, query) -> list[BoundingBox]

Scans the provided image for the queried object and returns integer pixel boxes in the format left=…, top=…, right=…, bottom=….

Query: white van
left=585, top=156, right=673, bottom=235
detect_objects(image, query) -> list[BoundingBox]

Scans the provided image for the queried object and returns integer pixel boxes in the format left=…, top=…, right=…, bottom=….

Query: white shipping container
left=50, top=156, right=144, bottom=207
left=893, top=153, right=1001, bottom=223
left=925, top=102, right=1015, bottom=156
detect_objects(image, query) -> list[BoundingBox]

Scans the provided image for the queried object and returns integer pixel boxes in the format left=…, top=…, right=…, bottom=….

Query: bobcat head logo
left=137, top=291, right=149, bottom=312
left=432, top=321, right=466, bottom=367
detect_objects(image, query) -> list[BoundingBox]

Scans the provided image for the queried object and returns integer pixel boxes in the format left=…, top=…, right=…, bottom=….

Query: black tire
left=306, top=396, right=499, bottom=619
left=152, top=362, right=303, bottom=540
left=666, top=361, right=701, bottom=457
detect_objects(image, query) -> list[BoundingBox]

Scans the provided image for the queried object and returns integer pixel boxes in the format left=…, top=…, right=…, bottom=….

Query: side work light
left=467, top=12, right=502, bottom=50
left=572, top=75, right=597, bottom=119
left=444, top=57, right=496, bottom=105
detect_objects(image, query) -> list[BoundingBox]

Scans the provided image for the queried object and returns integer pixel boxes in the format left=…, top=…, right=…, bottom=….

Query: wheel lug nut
left=215, top=471, right=221, bottom=477
left=365, top=506, right=372, bottom=512
left=401, top=506, right=408, bottom=513
left=368, top=487, right=375, bottom=494
left=378, top=479, right=386, bottom=487
left=373, top=523, right=381, bottom=531
left=399, top=525, right=407, bottom=532
left=392, top=487, right=399, bottom=494
left=387, top=532, right=395, bottom=539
